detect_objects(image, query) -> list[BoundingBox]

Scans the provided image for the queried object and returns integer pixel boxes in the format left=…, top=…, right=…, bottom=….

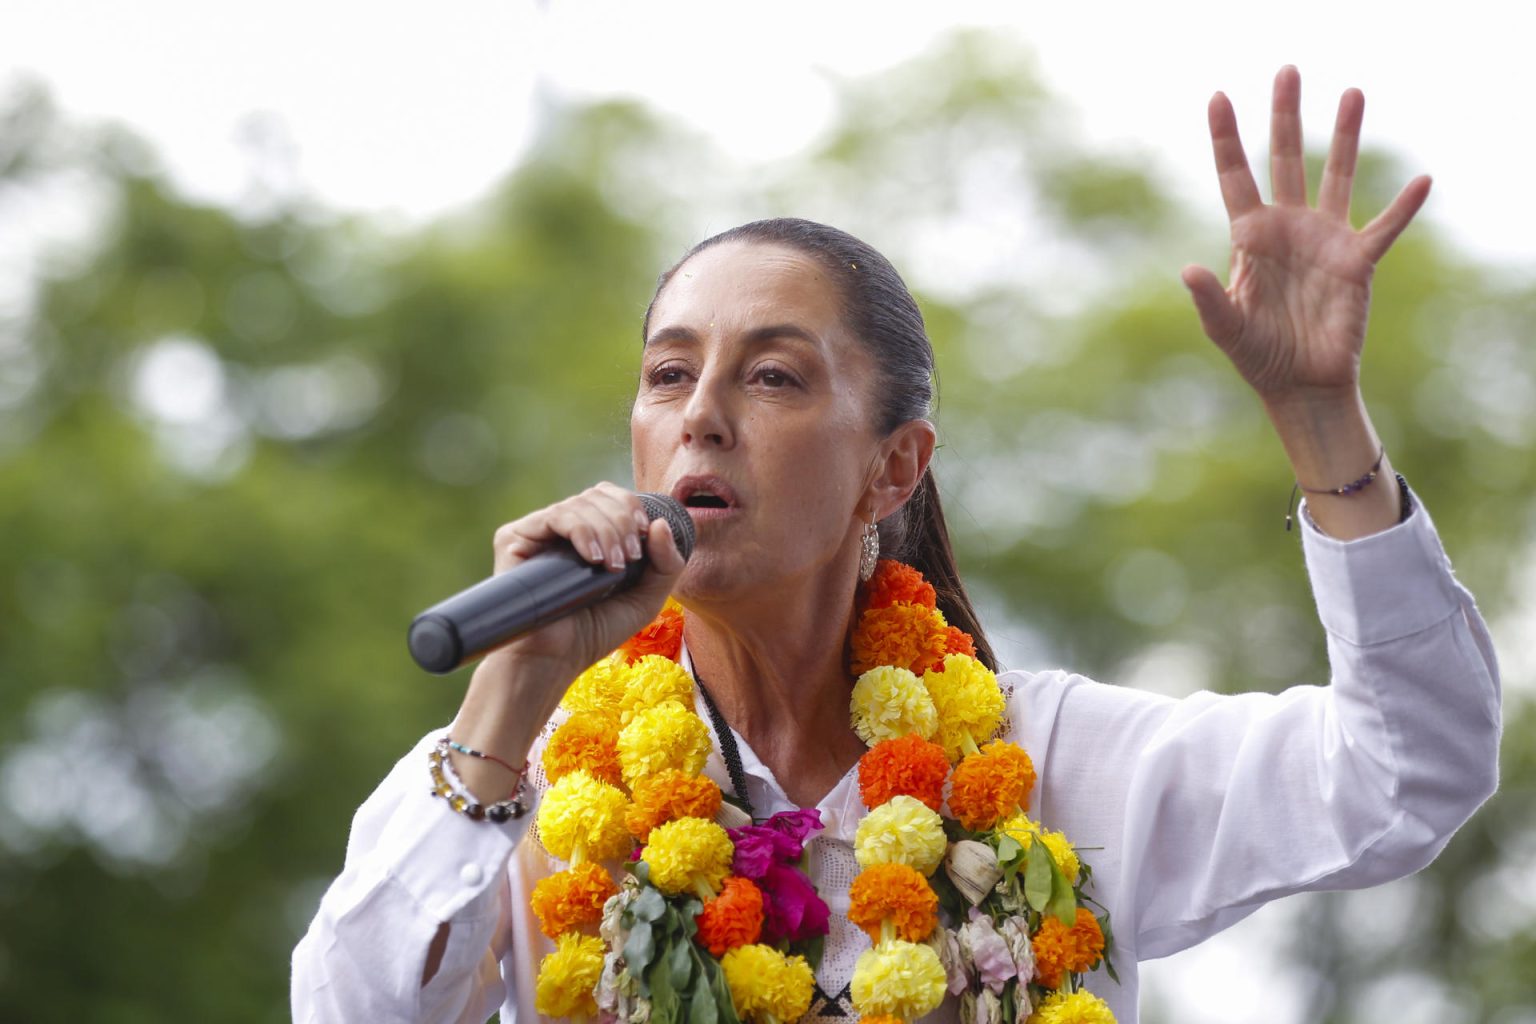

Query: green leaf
left=669, top=936, right=695, bottom=989
left=1024, top=843, right=1053, bottom=912
left=633, top=885, right=668, bottom=923
left=689, top=967, right=719, bottom=1024
left=1046, top=851, right=1078, bottom=925
left=625, top=920, right=656, bottom=977
left=650, top=955, right=680, bottom=1024
left=800, top=932, right=826, bottom=971
left=996, top=833, right=1023, bottom=865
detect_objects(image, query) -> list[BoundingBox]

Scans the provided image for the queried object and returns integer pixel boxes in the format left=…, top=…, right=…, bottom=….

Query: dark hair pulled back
left=643, top=217, right=996, bottom=671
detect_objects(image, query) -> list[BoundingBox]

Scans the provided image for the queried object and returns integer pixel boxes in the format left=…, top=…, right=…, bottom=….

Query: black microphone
left=408, top=492, right=695, bottom=674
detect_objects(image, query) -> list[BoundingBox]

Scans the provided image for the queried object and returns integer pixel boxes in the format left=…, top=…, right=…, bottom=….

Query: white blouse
left=291, top=499, right=1501, bottom=1023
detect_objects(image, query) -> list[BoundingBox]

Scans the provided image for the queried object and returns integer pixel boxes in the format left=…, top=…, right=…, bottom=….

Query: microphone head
left=639, top=492, right=696, bottom=562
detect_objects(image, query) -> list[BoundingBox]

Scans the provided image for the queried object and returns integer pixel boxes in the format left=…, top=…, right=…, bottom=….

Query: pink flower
left=727, top=811, right=823, bottom=878
left=757, top=861, right=830, bottom=944
left=761, top=808, right=823, bottom=848
left=959, top=909, right=1016, bottom=995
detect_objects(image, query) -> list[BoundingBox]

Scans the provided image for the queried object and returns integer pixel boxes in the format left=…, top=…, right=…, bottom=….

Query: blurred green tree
left=0, top=31, right=1530, bottom=1024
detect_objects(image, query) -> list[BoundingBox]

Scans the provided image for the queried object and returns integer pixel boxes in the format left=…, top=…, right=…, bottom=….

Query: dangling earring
left=858, top=518, right=880, bottom=582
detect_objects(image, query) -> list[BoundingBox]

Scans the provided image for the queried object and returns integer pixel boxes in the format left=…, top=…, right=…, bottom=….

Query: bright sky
left=2, top=5, right=1523, bottom=1021
left=4, top=0, right=1534, bottom=272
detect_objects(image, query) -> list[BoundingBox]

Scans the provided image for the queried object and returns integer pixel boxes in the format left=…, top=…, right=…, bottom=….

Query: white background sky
left=5, top=0, right=1534, bottom=271
left=3, top=4, right=1525, bottom=1022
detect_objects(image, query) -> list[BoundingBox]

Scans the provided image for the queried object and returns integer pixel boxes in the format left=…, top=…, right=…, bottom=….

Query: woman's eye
left=647, top=366, right=688, bottom=387
left=754, top=368, right=795, bottom=388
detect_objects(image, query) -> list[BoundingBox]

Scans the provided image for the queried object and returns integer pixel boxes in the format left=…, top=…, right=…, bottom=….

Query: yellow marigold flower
left=643, top=816, right=734, bottom=897
left=560, top=653, right=625, bottom=716
left=850, top=666, right=938, bottom=746
left=849, top=939, right=947, bottom=1020
left=542, top=710, right=623, bottom=786
left=536, top=769, right=632, bottom=863
left=923, top=654, right=1005, bottom=762
left=854, top=795, right=947, bottom=876
left=617, top=653, right=694, bottom=725
left=534, top=931, right=605, bottom=1018
left=721, top=944, right=816, bottom=1022
left=1040, top=830, right=1081, bottom=885
left=1000, top=814, right=1080, bottom=884
left=1027, top=988, right=1116, bottom=1024
left=999, top=812, right=1042, bottom=844
left=851, top=603, right=949, bottom=676
left=617, top=701, right=711, bottom=786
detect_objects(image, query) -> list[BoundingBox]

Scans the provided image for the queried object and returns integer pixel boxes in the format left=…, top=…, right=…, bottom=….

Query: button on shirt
left=292, top=499, right=1501, bottom=1023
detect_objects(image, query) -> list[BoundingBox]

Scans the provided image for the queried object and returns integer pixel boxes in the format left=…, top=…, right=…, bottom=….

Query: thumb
left=1181, top=264, right=1243, bottom=352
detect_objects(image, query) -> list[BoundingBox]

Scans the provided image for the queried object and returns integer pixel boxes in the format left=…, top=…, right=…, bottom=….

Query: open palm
left=1182, top=67, right=1432, bottom=402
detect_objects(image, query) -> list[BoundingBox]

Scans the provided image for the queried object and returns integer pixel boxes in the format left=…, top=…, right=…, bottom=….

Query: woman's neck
left=681, top=573, right=868, bottom=809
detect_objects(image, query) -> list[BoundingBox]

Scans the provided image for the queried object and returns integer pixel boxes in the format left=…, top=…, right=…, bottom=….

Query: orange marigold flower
left=695, top=875, right=765, bottom=957
left=946, top=741, right=1037, bottom=832
left=619, top=598, right=685, bottom=663
left=860, top=1017, right=904, bottom=1024
left=918, top=626, right=977, bottom=674
left=848, top=863, right=938, bottom=944
left=626, top=770, right=723, bottom=842
left=864, top=560, right=937, bottom=611
left=530, top=862, right=619, bottom=940
left=1032, top=907, right=1105, bottom=990
left=858, top=735, right=950, bottom=812
left=851, top=603, right=949, bottom=676
left=542, top=711, right=623, bottom=786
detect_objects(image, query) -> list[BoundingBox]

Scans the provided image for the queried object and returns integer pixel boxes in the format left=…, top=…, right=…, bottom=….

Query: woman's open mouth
left=671, top=475, right=741, bottom=521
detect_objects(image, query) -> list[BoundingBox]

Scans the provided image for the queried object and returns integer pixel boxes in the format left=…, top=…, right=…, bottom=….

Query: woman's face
left=632, top=241, right=886, bottom=602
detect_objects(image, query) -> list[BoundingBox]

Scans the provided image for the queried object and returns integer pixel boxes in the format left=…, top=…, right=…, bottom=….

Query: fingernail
left=610, top=546, right=626, bottom=569
left=589, top=542, right=605, bottom=563
left=634, top=510, right=650, bottom=530
left=626, top=535, right=642, bottom=560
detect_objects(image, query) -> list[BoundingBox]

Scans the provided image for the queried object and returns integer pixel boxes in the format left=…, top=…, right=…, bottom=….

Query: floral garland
left=529, top=561, right=1116, bottom=1024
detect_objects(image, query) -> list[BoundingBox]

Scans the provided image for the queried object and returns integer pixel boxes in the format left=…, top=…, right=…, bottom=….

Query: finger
left=1360, top=174, right=1432, bottom=263
left=1181, top=264, right=1244, bottom=351
left=561, top=500, right=636, bottom=571
left=1269, top=65, right=1307, bottom=206
left=1208, top=92, right=1263, bottom=219
left=585, top=483, right=648, bottom=561
left=1317, top=87, right=1364, bottom=220
left=644, top=517, right=686, bottom=576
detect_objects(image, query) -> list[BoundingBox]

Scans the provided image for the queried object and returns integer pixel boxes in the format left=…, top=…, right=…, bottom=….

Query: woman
left=292, top=68, right=1500, bottom=1023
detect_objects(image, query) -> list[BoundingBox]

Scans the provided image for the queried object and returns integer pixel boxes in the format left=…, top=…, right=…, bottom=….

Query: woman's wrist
left=1261, top=386, right=1402, bottom=540
left=450, top=648, right=575, bottom=803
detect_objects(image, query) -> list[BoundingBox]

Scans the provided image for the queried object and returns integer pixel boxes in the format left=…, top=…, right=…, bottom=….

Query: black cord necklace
left=694, top=675, right=755, bottom=821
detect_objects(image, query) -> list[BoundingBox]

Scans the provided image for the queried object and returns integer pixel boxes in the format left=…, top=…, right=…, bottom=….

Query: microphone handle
left=408, top=550, right=641, bottom=674
left=407, top=492, right=694, bottom=675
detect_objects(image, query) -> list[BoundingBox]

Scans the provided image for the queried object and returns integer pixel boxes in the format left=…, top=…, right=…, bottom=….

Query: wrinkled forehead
left=645, top=241, right=847, bottom=344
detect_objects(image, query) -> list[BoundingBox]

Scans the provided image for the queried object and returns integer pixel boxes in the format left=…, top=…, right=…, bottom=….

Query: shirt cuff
left=1299, top=494, right=1462, bottom=647
left=375, top=734, right=529, bottom=922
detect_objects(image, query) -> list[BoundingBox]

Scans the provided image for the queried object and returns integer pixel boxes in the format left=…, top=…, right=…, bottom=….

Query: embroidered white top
left=291, top=498, right=1501, bottom=1023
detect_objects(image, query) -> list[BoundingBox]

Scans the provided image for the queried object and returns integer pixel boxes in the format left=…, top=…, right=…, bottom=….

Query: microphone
left=408, top=492, right=695, bottom=674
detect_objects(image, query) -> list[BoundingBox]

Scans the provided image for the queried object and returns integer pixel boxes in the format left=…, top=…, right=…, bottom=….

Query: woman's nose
left=681, top=375, right=734, bottom=449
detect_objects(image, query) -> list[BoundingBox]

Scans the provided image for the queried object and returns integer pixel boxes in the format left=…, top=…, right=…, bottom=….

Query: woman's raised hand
left=1181, top=66, right=1432, bottom=405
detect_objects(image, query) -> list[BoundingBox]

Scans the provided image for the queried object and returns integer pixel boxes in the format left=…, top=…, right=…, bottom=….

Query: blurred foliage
left=1, top=31, right=1532, bottom=1024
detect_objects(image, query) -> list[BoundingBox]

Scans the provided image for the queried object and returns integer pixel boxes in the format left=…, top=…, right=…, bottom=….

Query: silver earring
left=858, top=519, right=880, bottom=582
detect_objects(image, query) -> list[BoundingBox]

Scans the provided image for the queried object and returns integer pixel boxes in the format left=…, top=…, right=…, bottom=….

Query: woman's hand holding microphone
left=445, top=482, right=688, bottom=805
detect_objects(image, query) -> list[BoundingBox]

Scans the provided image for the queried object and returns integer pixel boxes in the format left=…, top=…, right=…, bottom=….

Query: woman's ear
left=864, top=419, right=936, bottom=521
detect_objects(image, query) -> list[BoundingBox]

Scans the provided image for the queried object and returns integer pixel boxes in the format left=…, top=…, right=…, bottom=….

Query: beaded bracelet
left=446, top=738, right=525, bottom=777
left=429, top=737, right=527, bottom=823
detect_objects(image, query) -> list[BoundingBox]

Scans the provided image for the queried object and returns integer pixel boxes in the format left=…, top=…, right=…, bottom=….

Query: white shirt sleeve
left=1030, top=497, right=1501, bottom=963
left=290, top=730, right=528, bottom=1024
